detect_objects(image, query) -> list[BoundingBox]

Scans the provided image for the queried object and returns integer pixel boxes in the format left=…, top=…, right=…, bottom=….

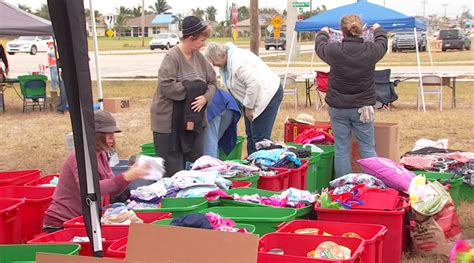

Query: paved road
left=6, top=46, right=474, bottom=80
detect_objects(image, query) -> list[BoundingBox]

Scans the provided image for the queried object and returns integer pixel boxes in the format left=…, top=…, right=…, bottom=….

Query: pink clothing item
left=44, top=151, right=129, bottom=228
left=400, top=156, right=436, bottom=170
left=205, top=212, right=248, bottom=233
left=191, top=155, right=228, bottom=172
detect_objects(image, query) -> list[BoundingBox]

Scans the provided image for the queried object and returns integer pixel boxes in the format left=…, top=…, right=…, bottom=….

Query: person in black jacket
left=0, top=44, right=9, bottom=80
left=314, top=15, right=388, bottom=178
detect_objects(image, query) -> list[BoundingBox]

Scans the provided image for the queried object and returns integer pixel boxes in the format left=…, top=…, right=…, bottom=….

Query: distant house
left=152, top=13, right=180, bottom=36
left=125, top=14, right=159, bottom=37
left=236, top=15, right=286, bottom=37
left=86, top=17, right=107, bottom=37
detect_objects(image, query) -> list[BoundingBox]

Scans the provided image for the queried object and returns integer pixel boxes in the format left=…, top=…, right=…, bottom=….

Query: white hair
left=204, top=42, right=228, bottom=64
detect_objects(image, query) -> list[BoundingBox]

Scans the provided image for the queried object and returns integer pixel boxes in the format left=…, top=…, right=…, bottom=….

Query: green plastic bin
left=221, top=188, right=312, bottom=218
left=0, top=244, right=81, bottom=262
left=414, top=171, right=463, bottom=207
left=459, top=182, right=474, bottom=202
left=133, top=197, right=208, bottom=218
left=228, top=173, right=259, bottom=188
left=219, top=136, right=245, bottom=161
left=199, top=207, right=296, bottom=236
left=287, top=143, right=333, bottom=191
left=152, top=218, right=256, bottom=233
left=137, top=151, right=156, bottom=157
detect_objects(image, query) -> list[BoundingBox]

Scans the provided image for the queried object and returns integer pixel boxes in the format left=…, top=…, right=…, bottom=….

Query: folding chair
left=418, top=74, right=443, bottom=111
left=18, top=75, right=48, bottom=112
left=280, top=75, right=298, bottom=109
left=314, top=71, right=329, bottom=110
left=374, top=69, right=399, bottom=111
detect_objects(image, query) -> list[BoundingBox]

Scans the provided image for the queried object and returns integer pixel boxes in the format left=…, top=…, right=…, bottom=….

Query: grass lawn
left=0, top=36, right=252, bottom=52
left=0, top=79, right=473, bottom=262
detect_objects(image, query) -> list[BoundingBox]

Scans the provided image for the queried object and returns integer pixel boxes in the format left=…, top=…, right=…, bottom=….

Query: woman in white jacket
left=204, top=42, right=283, bottom=155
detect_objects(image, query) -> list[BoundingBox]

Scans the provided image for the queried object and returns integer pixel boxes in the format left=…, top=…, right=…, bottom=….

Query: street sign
left=292, top=2, right=310, bottom=7
left=104, top=14, right=115, bottom=28
left=271, top=16, right=283, bottom=29
left=266, top=25, right=274, bottom=33
left=106, top=28, right=114, bottom=37
left=299, top=7, right=304, bottom=13
left=274, top=28, right=281, bottom=39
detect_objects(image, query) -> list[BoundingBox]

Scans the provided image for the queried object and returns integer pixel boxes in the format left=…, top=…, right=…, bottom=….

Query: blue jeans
left=203, top=109, right=234, bottom=158
left=49, top=66, right=59, bottom=91
left=328, top=107, right=377, bottom=178
left=244, top=85, right=283, bottom=155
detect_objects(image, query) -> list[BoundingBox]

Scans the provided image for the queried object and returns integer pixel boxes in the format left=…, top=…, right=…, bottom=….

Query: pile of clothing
left=330, top=173, right=386, bottom=195
left=294, top=129, right=334, bottom=145
left=127, top=180, right=168, bottom=209
left=101, top=203, right=143, bottom=225
left=248, top=148, right=302, bottom=169
left=190, top=155, right=260, bottom=180
left=205, top=188, right=316, bottom=209
left=169, top=212, right=248, bottom=233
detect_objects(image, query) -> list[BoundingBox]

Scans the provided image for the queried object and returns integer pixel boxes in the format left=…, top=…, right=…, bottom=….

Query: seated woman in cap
left=150, top=15, right=216, bottom=177
left=43, top=110, right=150, bottom=232
left=204, top=42, right=283, bottom=155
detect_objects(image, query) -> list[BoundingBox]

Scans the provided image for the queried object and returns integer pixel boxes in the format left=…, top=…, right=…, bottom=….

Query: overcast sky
left=6, top=0, right=473, bottom=21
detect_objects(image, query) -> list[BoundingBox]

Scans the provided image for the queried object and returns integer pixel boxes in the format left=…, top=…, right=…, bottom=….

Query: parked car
left=265, top=32, right=286, bottom=50
left=439, top=29, right=471, bottom=51
left=6, top=36, right=53, bottom=55
left=392, top=31, right=427, bottom=52
left=149, top=33, right=179, bottom=50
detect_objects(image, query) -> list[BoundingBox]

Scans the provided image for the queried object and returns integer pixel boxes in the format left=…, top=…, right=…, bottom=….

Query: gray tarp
left=0, top=0, right=53, bottom=36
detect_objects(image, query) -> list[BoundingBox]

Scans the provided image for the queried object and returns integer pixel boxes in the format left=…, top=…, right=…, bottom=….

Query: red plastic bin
left=276, top=220, right=387, bottom=263
left=284, top=123, right=332, bottom=143
left=258, top=233, right=365, bottom=263
left=273, top=160, right=309, bottom=190
left=0, top=186, right=55, bottom=242
left=231, top=181, right=252, bottom=188
left=315, top=199, right=407, bottom=263
left=0, top=198, right=25, bottom=244
left=24, top=175, right=59, bottom=187
left=27, top=227, right=129, bottom=257
left=0, top=169, right=41, bottom=187
left=107, top=236, right=128, bottom=259
left=63, top=211, right=172, bottom=228
left=257, top=170, right=290, bottom=191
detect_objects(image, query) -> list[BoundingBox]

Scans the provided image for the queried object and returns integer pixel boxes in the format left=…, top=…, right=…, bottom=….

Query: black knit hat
left=182, top=16, right=208, bottom=38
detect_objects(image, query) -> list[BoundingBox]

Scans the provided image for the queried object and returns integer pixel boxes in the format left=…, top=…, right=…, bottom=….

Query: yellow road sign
left=274, top=28, right=281, bottom=39
left=106, top=29, right=114, bottom=37
left=271, top=16, right=283, bottom=29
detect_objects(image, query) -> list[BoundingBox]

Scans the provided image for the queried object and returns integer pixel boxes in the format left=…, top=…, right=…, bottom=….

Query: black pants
left=153, top=132, right=204, bottom=177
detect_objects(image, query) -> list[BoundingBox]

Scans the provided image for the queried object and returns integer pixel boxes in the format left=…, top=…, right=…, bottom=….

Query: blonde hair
left=340, top=15, right=363, bottom=37
left=204, top=42, right=228, bottom=65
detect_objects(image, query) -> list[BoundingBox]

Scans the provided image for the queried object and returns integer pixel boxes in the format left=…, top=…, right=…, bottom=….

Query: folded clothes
left=101, top=203, right=143, bottom=225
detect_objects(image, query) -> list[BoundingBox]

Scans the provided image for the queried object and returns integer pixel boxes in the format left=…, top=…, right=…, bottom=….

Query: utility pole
left=141, top=0, right=145, bottom=47
left=421, top=0, right=428, bottom=17
left=249, top=0, right=259, bottom=55
left=442, top=3, right=448, bottom=18
left=310, top=0, right=312, bottom=12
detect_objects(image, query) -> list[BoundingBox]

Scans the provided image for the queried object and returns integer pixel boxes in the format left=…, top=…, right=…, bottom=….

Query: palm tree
left=205, top=6, right=217, bottom=22
left=114, top=6, right=131, bottom=39
left=34, top=3, right=50, bottom=20
left=238, top=6, right=249, bottom=21
left=85, top=9, right=102, bottom=23
left=148, top=0, right=171, bottom=14
left=18, top=4, right=32, bottom=13
left=131, top=6, right=143, bottom=18
left=191, top=8, right=205, bottom=20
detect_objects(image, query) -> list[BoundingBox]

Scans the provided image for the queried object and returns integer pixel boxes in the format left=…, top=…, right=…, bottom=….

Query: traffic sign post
left=106, top=28, right=114, bottom=54
left=271, top=15, right=283, bottom=29
left=274, top=28, right=281, bottom=39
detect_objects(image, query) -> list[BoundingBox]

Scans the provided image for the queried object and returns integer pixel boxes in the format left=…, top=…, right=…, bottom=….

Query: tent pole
left=89, top=0, right=103, bottom=109
left=427, top=34, right=433, bottom=68
left=310, top=34, right=315, bottom=73
left=283, top=31, right=297, bottom=110
left=414, top=27, right=426, bottom=112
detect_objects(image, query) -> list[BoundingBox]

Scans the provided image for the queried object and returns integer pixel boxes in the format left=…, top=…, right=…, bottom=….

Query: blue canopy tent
left=283, top=1, right=432, bottom=112
left=294, top=1, right=426, bottom=32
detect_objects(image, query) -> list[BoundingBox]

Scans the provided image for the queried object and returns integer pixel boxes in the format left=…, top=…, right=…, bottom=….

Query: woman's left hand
left=191, top=95, right=207, bottom=112
left=245, top=108, right=254, bottom=121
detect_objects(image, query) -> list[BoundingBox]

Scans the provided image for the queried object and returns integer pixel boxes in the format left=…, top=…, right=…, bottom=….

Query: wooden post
left=141, top=0, right=145, bottom=47
left=249, top=0, right=259, bottom=55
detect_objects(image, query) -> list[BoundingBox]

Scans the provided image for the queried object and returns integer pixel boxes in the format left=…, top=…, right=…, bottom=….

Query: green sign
left=292, top=2, right=310, bottom=7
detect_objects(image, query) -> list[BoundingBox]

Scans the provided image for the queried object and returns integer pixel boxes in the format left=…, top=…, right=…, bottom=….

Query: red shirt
left=44, top=151, right=129, bottom=228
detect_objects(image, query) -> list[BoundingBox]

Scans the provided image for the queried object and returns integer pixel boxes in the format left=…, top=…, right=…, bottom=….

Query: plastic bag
left=409, top=177, right=450, bottom=216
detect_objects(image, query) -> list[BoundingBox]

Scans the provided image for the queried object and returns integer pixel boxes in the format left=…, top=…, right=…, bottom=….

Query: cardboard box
left=315, top=121, right=400, bottom=172
left=103, top=98, right=130, bottom=113
left=38, top=224, right=259, bottom=263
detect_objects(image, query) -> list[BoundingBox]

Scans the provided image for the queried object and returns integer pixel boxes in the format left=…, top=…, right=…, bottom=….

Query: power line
left=442, top=3, right=448, bottom=17
left=421, top=0, right=428, bottom=17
